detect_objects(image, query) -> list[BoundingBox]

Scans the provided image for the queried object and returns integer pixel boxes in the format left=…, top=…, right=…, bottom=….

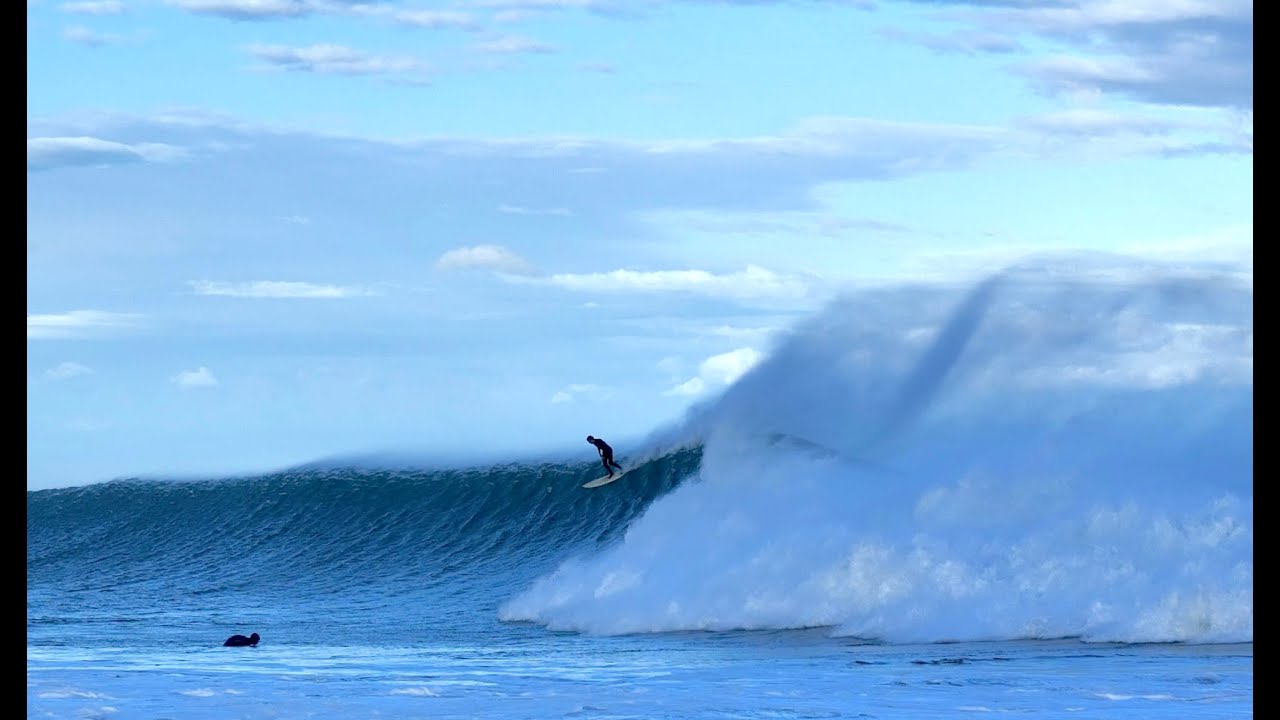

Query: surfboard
left=583, top=467, right=630, bottom=488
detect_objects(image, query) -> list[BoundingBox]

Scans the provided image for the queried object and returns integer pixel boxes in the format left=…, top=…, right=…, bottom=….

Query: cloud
left=60, top=0, right=124, bottom=14
left=665, top=347, right=764, bottom=397
left=65, top=416, right=111, bottom=431
left=435, top=245, right=534, bottom=274
left=29, top=111, right=1008, bottom=211
left=473, top=35, right=556, bottom=54
left=896, top=0, right=1253, bottom=109
left=477, top=0, right=617, bottom=11
left=995, top=1, right=1251, bottom=32
left=27, top=110, right=1240, bottom=292
left=171, top=0, right=480, bottom=27
left=643, top=208, right=911, bottom=238
left=498, top=204, right=571, bottom=216
left=1016, top=108, right=1182, bottom=137
left=173, top=366, right=219, bottom=388
left=551, top=383, right=601, bottom=403
left=525, top=265, right=813, bottom=301
left=167, top=0, right=310, bottom=20
left=27, top=136, right=187, bottom=172
left=188, top=280, right=375, bottom=298
left=246, top=43, right=426, bottom=77
left=27, top=310, right=145, bottom=339
left=578, top=61, right=616, bottom=74
left=389, top=9, right=477, bottom=30
left=656, top=356, right=684, bottom=378
left=878, top=27, right=1023, bottom=55
left=1006, top=104, right=1250, bottom=157
left=62, top=25, right=125, bottom=45
left=44, top=361, right=94, bottom=379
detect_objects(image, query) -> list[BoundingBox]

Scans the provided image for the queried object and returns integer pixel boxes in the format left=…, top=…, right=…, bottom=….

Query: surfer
left=224, top=632, right=260, bottom=647
left=587, top=435, right=623, bottom=478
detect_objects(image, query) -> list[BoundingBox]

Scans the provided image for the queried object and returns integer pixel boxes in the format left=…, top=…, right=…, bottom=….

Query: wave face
left=500, top=266, right=1253, bottom=643
left=27, top=265, right=1252, bottom=647
left=26, top=450, right=702, bottom=644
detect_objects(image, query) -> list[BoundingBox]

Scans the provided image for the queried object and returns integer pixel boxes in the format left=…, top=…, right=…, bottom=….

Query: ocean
left=27, top=268, right=1253, bottom=719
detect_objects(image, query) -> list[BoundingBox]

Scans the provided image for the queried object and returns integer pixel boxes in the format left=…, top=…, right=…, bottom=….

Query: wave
left=499, top=265, right=1253, bottom=644
left=26, top=449, right=702, bottom=603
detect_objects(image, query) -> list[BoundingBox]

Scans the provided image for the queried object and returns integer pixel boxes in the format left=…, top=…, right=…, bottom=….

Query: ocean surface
left=28, top=267, right=1253, bottom=719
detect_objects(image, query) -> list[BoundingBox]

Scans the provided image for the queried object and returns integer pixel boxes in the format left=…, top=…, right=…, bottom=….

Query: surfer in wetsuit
left=224, top=632, right=260, bottom=647
left=587, top=435, right=623, bottom=478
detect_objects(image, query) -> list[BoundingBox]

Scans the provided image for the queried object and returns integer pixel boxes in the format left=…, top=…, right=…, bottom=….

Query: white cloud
left=473, top=35, right=555, bottom=54
left=337, top=3, right=478, bottom=29
left=45, top=361, right=94, bottom=379
left=879, top=27, right=1022, bottom=55
left=1009, top=1, right=1251, bottom=31
left=1027, top=54, right=1153, bottom=87
left=656, top=355, right=683, bottom=378
left=664, top=347, right=764, bottom=397
left=173, top=367, right=218, bottom=388
left=664, top=376, right=705, bottom=397
left=1017, top=108, right=1179, bottom=137
left=643, top=207, right=910, bottom=238
left=391, top=9, right=476, bottom=29
left=551, top=383, right=600, bottom=403
left=528, top=265, right=812, bottom=301
left=167, top=0, right=309, bottom=19
left=62, top=25, right=124, bottom=46
left=172, top=0, right=484, bottom=27
left=578, top=61, right=616, bottom=74
left=1122, top=223, right=1253, bottom=270
left=435, top=245, right=534, bottom=274
left=27, top=310, right=145, bottom=339
left=900, top=0, right=1252, bottom=110
left=188, top=280, right=375, bottom=298
left=65, top=416, right=111, bottom=431
left=707, top=325, right=778, bottom=340
left=27, top=136, right=187, bottom=172
left=477, top=0, right=614, bottom=10
left=700, top=347, right=765, bottom=384
left=498, top=204, right=571, bottom=216
left=246, top=43, right=426, bottom=77
left=279, top=214, right=311, bottom=224
left=60, top=0, right=124, bottom=14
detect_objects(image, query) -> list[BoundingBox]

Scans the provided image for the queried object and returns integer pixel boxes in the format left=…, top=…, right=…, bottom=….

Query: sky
left=27, top=0, right=1253, bottom=490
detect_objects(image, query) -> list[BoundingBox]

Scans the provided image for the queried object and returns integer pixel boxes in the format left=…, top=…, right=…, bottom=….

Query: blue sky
left=27, top=0, right=1252, bottom=490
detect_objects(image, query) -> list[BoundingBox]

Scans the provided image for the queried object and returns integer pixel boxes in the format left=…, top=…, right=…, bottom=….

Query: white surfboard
left=583, top=467, right=630, bottom=488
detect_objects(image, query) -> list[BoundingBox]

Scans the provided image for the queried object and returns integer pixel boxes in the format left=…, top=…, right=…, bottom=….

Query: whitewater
left=27, top=264, right=1253, bottom=719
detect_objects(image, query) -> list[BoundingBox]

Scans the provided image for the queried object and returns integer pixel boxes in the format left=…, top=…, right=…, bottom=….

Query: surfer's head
left=249, top=633, right=260, bottom=644
left=586, top=435, right=594, bottom=443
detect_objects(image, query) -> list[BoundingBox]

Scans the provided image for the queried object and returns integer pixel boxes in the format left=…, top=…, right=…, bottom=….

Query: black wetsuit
left=590, top=438, right=623, bottom=475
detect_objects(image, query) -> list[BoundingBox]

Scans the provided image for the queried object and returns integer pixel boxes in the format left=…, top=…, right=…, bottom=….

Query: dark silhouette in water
left=223, top=632, right=260, bottom=647
left=587, top=435, right=623, bottom=478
